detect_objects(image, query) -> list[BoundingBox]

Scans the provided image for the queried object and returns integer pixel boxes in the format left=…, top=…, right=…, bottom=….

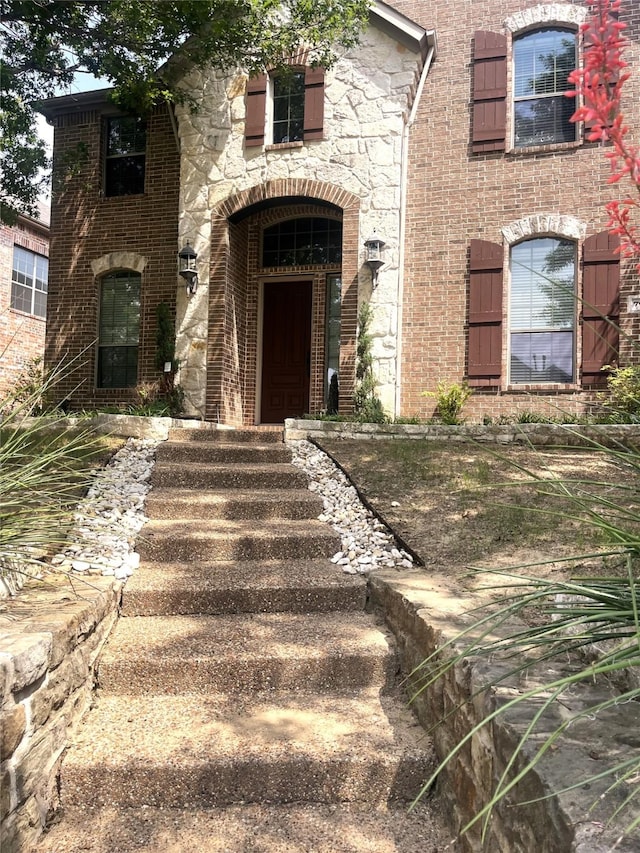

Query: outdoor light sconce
left=364, top=233, right=386, bottom=285
left=178, top=242, right=198, bottom=295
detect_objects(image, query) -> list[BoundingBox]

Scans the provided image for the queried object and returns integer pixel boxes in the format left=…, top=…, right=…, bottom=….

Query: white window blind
left=510, top=238, right=575, bottom=384
left=513, top=28, right=577, bottom=147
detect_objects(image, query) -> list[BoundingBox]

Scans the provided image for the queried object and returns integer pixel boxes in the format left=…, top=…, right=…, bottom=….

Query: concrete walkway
left=34, top=428, right=448, bottom=852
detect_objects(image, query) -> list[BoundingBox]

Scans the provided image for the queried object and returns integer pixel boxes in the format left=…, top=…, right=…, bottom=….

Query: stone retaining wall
left=285, top=418, right=640, bottom=447
left=0, top=576, right=121, bottom=853
left=369, top=569, right=640, bottom=853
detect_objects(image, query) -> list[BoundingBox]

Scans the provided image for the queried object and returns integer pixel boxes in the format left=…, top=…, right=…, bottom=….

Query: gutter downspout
left=394, top=34, right=436, bottom=419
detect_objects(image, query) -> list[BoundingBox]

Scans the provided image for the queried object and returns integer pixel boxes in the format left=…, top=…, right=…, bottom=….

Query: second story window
left=105, top=116, right=146, bottom=196
left=245, top=65, right=325, bottom=148
left=272, top=71, right=305, bottom=143
left=513, top=28, right=577, bottom=148
left=11, top=246, right=48, bottom=318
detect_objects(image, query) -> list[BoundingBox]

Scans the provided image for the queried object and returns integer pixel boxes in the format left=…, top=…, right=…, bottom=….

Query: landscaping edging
left=285, top=418, right=640, bottom=447
left=0, top=575, right=121, bottom=853
left=370, top=568, right=640, bottom=853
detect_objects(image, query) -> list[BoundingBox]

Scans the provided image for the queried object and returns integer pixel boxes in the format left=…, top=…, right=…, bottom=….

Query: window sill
left=504, top=384, right=582, bottom=393
left=508, top=139, right=582, bottom=156
left=9, top=308, right=46, bottom=322
left=265, top=141, right=304, bottom=152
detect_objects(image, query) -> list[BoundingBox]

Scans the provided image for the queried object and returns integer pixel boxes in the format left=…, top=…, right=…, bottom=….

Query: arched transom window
left=262, top=217, right=342, bottom=267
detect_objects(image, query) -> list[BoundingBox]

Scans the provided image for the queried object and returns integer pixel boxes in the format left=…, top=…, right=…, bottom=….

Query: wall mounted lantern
left=178, top=242, right=198, bottom=295
left=364, top=233, right=386, bottom=285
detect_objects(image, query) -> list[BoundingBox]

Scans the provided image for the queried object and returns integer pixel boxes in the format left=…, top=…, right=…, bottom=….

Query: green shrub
left=353, top=301, right=387, bottom=424
left=423, top=381, right=472, bottom=425
left=600, top=365, right=640, bottom=422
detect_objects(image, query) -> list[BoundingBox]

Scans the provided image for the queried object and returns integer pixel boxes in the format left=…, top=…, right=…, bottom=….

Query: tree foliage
left=0, top=0, right=370, bottom=223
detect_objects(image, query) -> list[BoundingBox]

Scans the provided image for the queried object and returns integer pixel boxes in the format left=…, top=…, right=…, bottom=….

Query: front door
left=261, top=280, right=312, bottom=423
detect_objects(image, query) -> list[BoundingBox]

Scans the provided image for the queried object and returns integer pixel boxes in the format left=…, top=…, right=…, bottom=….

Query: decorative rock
left=288, top=440, right=414, bottom=575
left=47, top=438, right=159, bottom=581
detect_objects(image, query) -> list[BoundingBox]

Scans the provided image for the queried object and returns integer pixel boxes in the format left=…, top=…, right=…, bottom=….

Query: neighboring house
left=38, top=0, right=640, bottom=424
left=0, top=205, right=49, bottom=397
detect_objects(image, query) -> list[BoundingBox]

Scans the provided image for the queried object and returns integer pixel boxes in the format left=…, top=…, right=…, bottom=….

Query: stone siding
left=174, top=23, right=426, bottom=418
left=0, top=577, right=121, bottom=853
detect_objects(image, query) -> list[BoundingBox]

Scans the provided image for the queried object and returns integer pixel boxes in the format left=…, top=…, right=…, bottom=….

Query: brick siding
left=44, top=104, right=180, bottom=410
left=0, top=218, right=48, bottom=397
left=395, top=0, right=640, bottom=421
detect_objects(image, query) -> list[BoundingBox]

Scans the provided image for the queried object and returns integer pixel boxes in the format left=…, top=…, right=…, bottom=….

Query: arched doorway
left=208, top=184, right=360, bottom=426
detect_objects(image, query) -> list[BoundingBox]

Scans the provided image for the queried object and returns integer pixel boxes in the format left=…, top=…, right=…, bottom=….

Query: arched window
left=262, top=217, right=342, bottom=267
left=509, top=237, right=576, bottom=383
left=513, top=28, right=577, bottom=147
left=97, top=270, right=141, bottom=388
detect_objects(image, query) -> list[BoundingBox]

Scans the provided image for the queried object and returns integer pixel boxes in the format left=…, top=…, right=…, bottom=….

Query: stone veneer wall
left=369, top=569, right=640, bottom=853
left=0, top=577, right=121, bottom=853
left=174, top=24, right=426, bottom=419
left=285, top=417, right=640, bottom=447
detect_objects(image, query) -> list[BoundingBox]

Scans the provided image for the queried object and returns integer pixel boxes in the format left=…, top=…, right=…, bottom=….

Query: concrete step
left=137, top=519, right=340, bottom=562
left=97, top=612, right=396, bottom=695
left=151, top=461, right=308, bottom=490
left=120, top=559, right=367, bottom=616
left=157, top=441, right=292, bottom=464
left=59, top=690, right=436, bottom=808
left=168, top=427, right=284, bottom=443
left=144, top=488, right=323, bottom=521
left=33, top=801, right=450, bottom=852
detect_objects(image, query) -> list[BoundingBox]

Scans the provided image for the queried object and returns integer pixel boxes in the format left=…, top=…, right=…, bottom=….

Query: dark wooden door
left=260, top=280, right=312, bottom=423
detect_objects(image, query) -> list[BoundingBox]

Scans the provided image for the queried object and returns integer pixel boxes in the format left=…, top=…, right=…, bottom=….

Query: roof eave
left=370, top=0, right=436, bottom=60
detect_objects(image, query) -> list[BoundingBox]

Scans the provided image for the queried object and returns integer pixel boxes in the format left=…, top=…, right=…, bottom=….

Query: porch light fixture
left=364, top=233, right=386, bottom=285
left=178, top=242, right=198, bottom=295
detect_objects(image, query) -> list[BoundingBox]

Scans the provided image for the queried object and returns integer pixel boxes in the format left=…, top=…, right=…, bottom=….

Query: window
left=245, top=65, right=324, bottom=147
left=11, top=246, right=48, bottom=318
left=262, top=217, right=342, bottom=267
left=105, top=116, right=146, bottom=196
left=325, top=275, right=341, bottom=413
left=510, top=238, right=575, bottom=383
left=468, top=230, right=619, bottom=389
left=97, top=271, right=140, bottom=388
left=513, top=28, right=577, bottom=148
left=272, top=71, right=305, bottom=143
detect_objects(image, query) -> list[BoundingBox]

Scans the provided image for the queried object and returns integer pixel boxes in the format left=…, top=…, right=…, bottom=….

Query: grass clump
left=0, top=360, right=119, bottom=593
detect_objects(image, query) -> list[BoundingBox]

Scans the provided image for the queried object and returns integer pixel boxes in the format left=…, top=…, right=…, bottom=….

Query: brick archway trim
left=213, top=179, right=361, bottom=223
